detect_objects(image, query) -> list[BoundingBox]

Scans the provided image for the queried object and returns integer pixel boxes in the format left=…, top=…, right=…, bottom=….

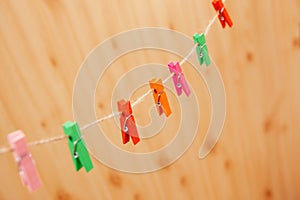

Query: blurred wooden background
left=0, top=0, right=300, bottom=199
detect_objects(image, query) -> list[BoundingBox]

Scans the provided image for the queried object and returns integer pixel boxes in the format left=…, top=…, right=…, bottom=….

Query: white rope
left=0, top=1, right=226, bottom=154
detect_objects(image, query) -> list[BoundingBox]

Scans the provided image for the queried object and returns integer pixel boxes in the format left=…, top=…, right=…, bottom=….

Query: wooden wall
left=0, top=0, right=299, bottom=199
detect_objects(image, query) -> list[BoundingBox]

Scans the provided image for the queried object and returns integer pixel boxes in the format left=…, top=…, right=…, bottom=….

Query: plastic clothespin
left=193, top=33, right=211, bottom=67
left=149, top=78, right=172, bottom=117
left=117, top=99, right=140, bottom=145
left=63, top=121, right=93, bottom=172
left=212, top=0, right=233, bottom=28
left=7, top=130, right=41, bottom=192
left=168, top=61, right=191, bottom=97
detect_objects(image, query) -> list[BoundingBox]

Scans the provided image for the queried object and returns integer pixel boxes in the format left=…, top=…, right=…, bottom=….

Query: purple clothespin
left=168, top=61, right=191, bottom=97
left=8, top=130, right=41, bottom=192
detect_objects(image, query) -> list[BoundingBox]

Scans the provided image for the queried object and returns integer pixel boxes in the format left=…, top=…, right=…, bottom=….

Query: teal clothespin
left=193, top=33, right=211, bottom=67
left=63, top=121, right=93, bottom=172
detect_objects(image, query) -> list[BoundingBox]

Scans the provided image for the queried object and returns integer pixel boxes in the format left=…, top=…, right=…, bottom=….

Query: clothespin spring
left=16, top=152, right=30, bottom=173
left=72, top=136, right=83, bottom=158
left=176, top=73, right=182, bottom=89
left=16, top=152, right=29, bottom=163
left=123, top=114, right=132, bottom=133
left=219, top=7, right=225, bottom=21
left=157, top=91, right=163, bottom=107
left=198, top=43, right=206, bottom=58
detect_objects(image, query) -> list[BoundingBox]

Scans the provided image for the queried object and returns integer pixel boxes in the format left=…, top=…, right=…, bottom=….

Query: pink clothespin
left=8, top=130, right=41, bottom=192
left=168, top=61, right=191, bottom=97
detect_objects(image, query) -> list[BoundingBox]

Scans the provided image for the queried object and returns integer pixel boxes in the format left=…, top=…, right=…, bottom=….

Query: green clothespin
left=63, top=121, right=93, bottom=172
left=193, top=33, right=211, bottom=67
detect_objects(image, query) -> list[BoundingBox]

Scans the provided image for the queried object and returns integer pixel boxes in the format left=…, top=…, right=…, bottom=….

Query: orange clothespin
left=149, top=78, right=172, bottom=117
left=117, top=99, right=140, bottom=145
left=212, top=0, right=233, bottom=28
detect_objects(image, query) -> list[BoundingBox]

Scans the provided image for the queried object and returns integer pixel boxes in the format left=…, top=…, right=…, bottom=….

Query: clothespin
left=63, top=121, right=93, bottom=172
left=168, top=61, right=191, bottom=97
left=7, top=130, right=41, bottom=192
left=212, top=0, right=233, bottom=28
left=117, top=99, right=140, bottom=145
left=149, top=78, right=172, bottom=117
left=193, top=33, right=211, bottom=67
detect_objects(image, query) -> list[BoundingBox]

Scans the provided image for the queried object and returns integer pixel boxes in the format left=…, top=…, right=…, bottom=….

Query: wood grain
left=0, top=0, right=300, bottom=199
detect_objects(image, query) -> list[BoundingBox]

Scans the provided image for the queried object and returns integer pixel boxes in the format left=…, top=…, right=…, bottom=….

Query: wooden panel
left=0, top=0, right=299, bottom=199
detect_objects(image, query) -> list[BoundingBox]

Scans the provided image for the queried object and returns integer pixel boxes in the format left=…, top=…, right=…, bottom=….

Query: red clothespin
left=212, top=0, right=233, bottom=28
left=168, top=61, right=191, bottom=97
left=149, top=78, right=172, bottom=117
left=7, top=130, right=41, bottom=192
left=117, top=99, right=140, bottom=145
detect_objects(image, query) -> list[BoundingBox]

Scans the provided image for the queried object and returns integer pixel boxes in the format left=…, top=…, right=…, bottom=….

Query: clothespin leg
left=223, top=9, right=233, bottom=27
left=203, top=48, right=211, bottom=66
left=160, top=92, right=172, bottom=117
